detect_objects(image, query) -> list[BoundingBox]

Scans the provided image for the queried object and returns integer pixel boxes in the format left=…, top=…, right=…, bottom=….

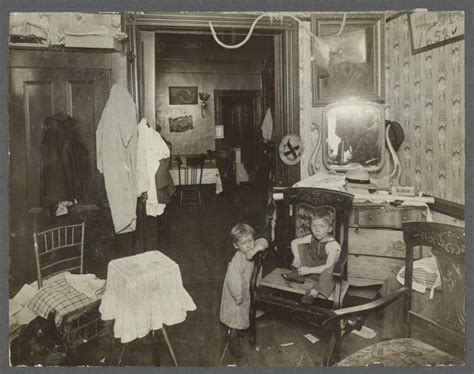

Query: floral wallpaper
left=385, top=13, right=465, bottom=204
left=299, top=13, right=465, bottom=208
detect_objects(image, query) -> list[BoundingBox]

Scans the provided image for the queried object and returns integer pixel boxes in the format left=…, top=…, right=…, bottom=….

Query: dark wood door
left=9, top=50, right=111, bottom=289
left=215, top=90, right=262, bottom=186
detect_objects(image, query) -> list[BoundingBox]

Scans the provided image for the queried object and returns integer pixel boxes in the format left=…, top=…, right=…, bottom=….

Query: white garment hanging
left=136, top=119, right=170, bottom=216
left=96, top=84, right=138, bottom=234
left=261, top=108, right=273, bottom=141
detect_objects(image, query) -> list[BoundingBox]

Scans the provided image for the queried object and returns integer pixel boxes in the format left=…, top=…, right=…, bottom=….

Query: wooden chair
left=29, top=223, right=108, bottom=350
left=176, top=154, right=205, bottom=207
left=249, top=187, right=355, bottom=364
left=207, top=148, right=236, bottom=192
left=335, top=221, right=465, bottom=366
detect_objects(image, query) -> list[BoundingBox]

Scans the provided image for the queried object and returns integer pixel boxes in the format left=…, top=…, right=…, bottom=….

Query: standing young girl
left=219, top=223, right=267, bottom=358
left=287, top=209, right=341, bottom=305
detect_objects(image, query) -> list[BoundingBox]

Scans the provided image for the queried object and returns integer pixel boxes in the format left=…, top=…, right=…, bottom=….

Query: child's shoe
left=281, top=271, right=306, bottom=284
left=228, top=333, right=244, bottom=358
left=300, top=293, right=316, bottom=305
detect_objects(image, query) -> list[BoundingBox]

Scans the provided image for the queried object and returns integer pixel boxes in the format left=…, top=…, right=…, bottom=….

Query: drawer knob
left=368, top=214, right=374, bottom=220
left=402, top=215, right=408, bottom=221
left=393, top=240, right=406, bottom=251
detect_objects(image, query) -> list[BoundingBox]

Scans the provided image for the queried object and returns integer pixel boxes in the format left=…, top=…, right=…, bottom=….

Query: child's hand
left=292, top=258, right=301, bottom=269
left=297, top=266, right=312, bottom=276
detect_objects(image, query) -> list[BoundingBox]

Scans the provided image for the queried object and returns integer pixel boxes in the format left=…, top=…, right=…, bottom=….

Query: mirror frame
left=322, top=98, right=385, bottom=172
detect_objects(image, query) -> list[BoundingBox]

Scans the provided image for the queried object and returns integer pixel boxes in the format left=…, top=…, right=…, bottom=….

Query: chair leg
left=198, top=189, right=202, bottom=206
left=179, top=190, right=183, bottom=208
left=249, top=306, right=257, bottom=346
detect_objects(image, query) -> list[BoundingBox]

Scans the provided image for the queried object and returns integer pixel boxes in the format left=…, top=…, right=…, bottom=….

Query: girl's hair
left=312, top=208, right=335, bottom=227
left=230, top=223, right=255, bottom=244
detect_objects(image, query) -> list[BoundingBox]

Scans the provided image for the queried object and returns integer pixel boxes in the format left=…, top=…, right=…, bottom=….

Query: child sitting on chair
left=219, top=223, right=268, bottom=358
left=285, top=209, right=341, bottom=305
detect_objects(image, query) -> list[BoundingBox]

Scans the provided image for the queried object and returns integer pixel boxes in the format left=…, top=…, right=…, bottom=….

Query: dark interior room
left=7, top=10, right=467, bottom=368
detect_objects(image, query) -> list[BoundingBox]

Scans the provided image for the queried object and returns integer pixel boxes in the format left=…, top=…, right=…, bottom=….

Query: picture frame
left=311, top=13, right=385, bottom=106
left=169, top=86, right=198, bottom=105
left=408, top=11, right=464, bottom=55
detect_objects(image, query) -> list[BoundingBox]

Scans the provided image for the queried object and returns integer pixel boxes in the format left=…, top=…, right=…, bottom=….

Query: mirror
left=322, top=99, right=385, bottom=172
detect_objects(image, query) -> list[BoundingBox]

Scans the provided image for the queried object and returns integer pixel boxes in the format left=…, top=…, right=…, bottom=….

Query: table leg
left=117, top=343, right=128, bottom=366
left=161, top=326, right=178, bottom=367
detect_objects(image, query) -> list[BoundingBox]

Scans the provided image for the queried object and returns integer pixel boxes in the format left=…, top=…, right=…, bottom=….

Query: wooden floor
left=11, top=186, right=388, bottom=367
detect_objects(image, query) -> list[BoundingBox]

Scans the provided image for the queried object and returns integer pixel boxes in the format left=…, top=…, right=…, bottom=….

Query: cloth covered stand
left=99, top=251, right=196, bottom=366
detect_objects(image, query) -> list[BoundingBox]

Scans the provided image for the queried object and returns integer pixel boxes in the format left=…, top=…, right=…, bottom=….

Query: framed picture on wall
left=169, top=86, right=198, bottom=105
left=408, top=11, right=464, bottom=54
left=311, top=13, right=385, bottom=106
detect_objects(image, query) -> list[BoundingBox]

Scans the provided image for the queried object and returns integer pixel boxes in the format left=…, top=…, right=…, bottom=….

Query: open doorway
left=214, top=89, right=262, bottom=189
left=129, top=13, right=300, bottom=187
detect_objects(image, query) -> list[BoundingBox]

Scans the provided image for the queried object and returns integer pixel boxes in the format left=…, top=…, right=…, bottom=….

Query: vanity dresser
left=274, top=98, right=432, bottom=288
left=347, top=201, right=426, bottom=286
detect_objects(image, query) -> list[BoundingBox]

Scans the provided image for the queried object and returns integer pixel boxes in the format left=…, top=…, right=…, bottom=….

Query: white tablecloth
left=169, top=167, right=223, bottom=194
left=99, top=251, right=196, bottom=343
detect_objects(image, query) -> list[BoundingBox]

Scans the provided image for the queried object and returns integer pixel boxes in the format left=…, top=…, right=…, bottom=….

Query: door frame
left=123, top=12, right=300, bottom=186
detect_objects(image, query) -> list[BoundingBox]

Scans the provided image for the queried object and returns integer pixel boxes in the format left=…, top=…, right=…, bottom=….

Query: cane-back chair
left=28, top=223, right=108, bottom=349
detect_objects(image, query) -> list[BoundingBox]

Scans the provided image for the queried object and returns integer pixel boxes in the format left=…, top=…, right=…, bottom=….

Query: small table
left=99, top=251, right=196, bottom=366
left=169, top=167, right=223, bottom=194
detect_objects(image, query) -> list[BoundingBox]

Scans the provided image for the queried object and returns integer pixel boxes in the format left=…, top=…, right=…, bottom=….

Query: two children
left=219, top=223, right=267, bottom=358
left=287, top=209, right=341, bottom=305
left=219, top=210, right=339, bottom=358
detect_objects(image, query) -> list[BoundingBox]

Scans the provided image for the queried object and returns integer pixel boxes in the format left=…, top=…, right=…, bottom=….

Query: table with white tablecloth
left=99, top=251, right=196, bottom=365
left=169, top=167, right=223, bottom=194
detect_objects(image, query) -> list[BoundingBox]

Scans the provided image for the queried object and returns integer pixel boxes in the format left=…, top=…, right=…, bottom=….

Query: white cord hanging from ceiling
left=208, top=12, right=347, bottom=50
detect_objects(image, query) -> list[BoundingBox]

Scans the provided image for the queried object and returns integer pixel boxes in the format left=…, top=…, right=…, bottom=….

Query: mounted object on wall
left=311, top=12, right=385, bottom=105
left=215, top=125, right=224, bottom=139
left=169, top=86, right=198, bottom=105
left=408, top=11, right=464, bottom=54
left=279, top=134, right=303, bottom=166
left=199, top=92, right=211, bottom=118
left=169, top=115, right=194, bottom=132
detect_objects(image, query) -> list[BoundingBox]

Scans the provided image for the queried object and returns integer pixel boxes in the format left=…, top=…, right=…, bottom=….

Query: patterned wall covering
left=385, top=13, right=465, bottom=204
left=299, top=13, right=465, bottom=207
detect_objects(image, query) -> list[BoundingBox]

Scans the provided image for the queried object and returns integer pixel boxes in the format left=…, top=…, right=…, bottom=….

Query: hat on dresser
left=345, top=168, right=377, bottom=191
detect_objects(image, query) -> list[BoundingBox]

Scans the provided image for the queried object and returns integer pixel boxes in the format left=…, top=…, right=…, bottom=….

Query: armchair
left=249, top=187, right=355, bottom=364
left=335, top=221, right=465, bottom=366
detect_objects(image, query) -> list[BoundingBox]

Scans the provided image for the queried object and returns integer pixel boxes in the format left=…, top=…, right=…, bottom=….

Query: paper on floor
left=9, top=299, right=22, bottom=316
left=351, top=326, right=377, bottom=339
left=303, top=333, right=319, bottom=344
left=13, top=306, right=37, bottom=325
left=12, top=284, right=38, bottom=306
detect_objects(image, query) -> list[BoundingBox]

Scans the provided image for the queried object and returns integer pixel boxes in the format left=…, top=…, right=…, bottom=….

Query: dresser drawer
left=349, top=205, right=425, bottom=229
left=348, top=255, right=404, bottom=284
left=348, top=228, right=407, bottom=258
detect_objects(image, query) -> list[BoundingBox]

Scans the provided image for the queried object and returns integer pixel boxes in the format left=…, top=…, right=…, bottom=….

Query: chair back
left=176, top=154, right=205, bottom=186
left=282, top=187, right=354, bottom=262
left=402, top=222, right=465, bottom=349
left=33, top=223, right=85, bottom=288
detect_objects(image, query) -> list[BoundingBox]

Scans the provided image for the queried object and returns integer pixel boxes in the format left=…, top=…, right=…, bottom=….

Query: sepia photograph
left=6, top=7, right=467, bottom=369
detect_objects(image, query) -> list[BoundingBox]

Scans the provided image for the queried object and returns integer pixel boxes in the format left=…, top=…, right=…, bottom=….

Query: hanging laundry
left=96, top=84, right=138, bottom=234
left=136, top=118, right=170, bottom=216
left=261, top=107, right=273, bottom=141
left=40, top=113, right=90, bottom=217
left=155, top=156, right=176, bottom=205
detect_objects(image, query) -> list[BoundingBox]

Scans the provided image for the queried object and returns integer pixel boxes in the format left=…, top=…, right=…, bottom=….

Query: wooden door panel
left=25, top=79, right=55, bottom=211
left=9, top=51, right=112, bottom=289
